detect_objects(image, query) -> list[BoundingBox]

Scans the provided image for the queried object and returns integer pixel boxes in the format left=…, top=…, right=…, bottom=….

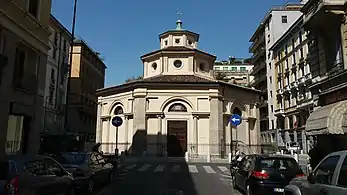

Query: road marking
left=154, top=164, right=165, bottom=172
left=137, top=164, right=151, bottom=172
left=171, top=165, right=181, bottom=172
left=220, top=173, right=232, bottom=179
left=188, top=165, right=198, bottom=173
left=218, top=166, right=228, bottom=173
left=203, top=166, right=216, bottom=173
left=126, top=164, right=137, bottom=170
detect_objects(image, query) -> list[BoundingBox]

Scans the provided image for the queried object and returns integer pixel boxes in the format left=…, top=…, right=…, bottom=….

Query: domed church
left=95, top=19, right=262, bottom=159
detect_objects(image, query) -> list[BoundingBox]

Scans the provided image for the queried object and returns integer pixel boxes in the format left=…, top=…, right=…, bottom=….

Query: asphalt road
left=96, top=161, right=242, bottom=195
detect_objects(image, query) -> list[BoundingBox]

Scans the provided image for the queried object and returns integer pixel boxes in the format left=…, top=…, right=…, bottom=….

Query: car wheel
left=246, top=184, right=252, bottom=195
left=87, top=179, right=94, bottom=194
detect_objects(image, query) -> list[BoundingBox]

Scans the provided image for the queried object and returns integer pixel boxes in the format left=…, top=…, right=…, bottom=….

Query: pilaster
left=209, top=91, right=223, bottom=157
left=132, top=88, right=147, bottom=155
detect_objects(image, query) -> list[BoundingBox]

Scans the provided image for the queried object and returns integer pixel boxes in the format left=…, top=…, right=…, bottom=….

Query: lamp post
left=64, top=0, right=78, bottom=130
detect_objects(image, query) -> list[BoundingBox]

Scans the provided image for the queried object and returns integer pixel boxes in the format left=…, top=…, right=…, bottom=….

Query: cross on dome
left=176, top=10, right=183, bottom=30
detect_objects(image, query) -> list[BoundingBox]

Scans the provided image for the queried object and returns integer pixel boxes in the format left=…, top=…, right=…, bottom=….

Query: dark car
left=0, top=155, right=74, bottom=195
left=53, top=152, right=115, bottom=194
left=233, top=154, right=305, bottom=195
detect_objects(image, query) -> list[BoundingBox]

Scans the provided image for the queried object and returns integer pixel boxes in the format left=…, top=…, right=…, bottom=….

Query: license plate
left=274, top=188, right=284, bottom=192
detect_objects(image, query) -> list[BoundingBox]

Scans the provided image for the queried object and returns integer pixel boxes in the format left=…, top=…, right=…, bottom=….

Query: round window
left=175, top=39, right=180, bottom=44
left=173, top=60, right=183, bottom=68
left=188, top=40, right=193, bottom=45
left=152, top=63, right=157, bottom=70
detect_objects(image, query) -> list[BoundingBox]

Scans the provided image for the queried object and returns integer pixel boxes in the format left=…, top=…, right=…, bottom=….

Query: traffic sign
left=229, top=114, right=242, bottom=126
left=111, top=116, right=123, bottom=127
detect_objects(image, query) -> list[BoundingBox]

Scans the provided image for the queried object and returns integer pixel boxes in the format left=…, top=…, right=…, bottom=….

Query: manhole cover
left=159, top=189, right=185, bottom=195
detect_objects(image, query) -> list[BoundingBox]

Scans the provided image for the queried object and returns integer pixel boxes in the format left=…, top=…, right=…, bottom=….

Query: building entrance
left=167, top=120, right=187, bottom=157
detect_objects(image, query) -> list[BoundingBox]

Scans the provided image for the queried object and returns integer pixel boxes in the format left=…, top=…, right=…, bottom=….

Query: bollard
left=228, top=153, right=232, bottom=163
left=290, top=150, right=294, bottom=155
left=185, top=152, right=189, bottom=162
left=207, top=154, right=211, bottom=163
left=281, top=150, right=284, bottom=154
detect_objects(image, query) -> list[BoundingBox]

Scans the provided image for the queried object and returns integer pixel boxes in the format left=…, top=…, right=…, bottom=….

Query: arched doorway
left=167, top=103, right=188, bottom=157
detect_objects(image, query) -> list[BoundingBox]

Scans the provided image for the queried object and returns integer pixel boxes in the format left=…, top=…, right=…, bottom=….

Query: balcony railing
left=249, top=35, right=265, bottom=52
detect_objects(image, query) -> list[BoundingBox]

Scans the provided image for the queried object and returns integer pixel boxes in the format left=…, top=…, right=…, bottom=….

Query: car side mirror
left=307, top=173, right=315, bottom=184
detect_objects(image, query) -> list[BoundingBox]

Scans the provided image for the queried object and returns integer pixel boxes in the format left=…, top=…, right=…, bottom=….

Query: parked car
left=0, top=155, right=74, bottom=195
left=284, top=150, right=347, bottom=195
left=53, top=152, right=115, bottom=194
left=232, top=154, right=305, bottom=195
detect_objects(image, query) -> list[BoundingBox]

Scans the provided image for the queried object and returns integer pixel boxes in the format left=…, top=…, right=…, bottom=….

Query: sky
left=51, top=0, right=301, bottom=87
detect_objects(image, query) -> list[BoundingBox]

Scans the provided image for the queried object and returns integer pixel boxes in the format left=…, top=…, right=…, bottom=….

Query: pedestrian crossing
left=124, top=163, right=230, bottom=175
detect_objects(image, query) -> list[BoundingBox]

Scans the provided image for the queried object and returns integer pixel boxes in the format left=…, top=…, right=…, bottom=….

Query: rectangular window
left=52, top=47, right=57, bottom=59
left=285, top=45, right=288, bottom=55
left=240, top=67, right=246, bottom=72
left=50, top=68, right=55, bottom=84
left=300, top=48, right=304, bottom=58
left=281, top=15, right=288, bottom=23
left=28, top=0, right=39, bottom=18
left=292, top=39, right=295, bottom=50
left=271, top=105, right=274, bottom=112
left=231, top=67, right=237, bottom=71
left=13, top=48, right=26, bottom=88
left=269, top=62, right=271, bottom=69
left=269, top=76, right=272, bottom=84
left=223, top=67, right=228, bottom=70
left=270, top=91, right=273, bottom=98
left=299, top=31, right=303, bottom=43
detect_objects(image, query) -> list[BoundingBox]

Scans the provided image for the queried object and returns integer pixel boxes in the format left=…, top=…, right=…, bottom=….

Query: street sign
left=229, top=114, right=242, bottom=126
left=111, top=116, right=123, bottom=127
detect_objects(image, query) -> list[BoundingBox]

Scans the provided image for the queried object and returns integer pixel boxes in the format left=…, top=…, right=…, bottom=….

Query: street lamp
left=64, top=0, right=78, bottom=130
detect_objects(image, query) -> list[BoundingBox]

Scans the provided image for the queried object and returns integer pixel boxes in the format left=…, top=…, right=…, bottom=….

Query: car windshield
left=260, top=158, right=300, bottom=172
left=55, top=153, right=87, bottom=165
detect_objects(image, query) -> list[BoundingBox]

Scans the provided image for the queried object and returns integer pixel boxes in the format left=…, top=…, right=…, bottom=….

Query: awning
left=305, top=100, right=347, bottom=136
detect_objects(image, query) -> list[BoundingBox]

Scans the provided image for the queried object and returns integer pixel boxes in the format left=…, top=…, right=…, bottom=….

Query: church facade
left=95, top=20, right=262, bottom=158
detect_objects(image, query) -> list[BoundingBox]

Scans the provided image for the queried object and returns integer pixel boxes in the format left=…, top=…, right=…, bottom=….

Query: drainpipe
left=55, top=32, right=63, bottom=132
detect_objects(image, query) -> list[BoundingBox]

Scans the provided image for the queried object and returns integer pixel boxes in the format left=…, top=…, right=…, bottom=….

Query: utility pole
left=64, top=0, right=78, bottom=130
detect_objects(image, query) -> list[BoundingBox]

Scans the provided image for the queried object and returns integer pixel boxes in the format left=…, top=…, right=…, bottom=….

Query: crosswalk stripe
left=203, top=166, right=216, bottom=173
left=218, top=166, right=228, bottom=173
left=188, top=165, right=198, bottom=173
left=154, top=164, right=165, bottom=172
left=138, top=164, right=151, bottom=172
left=126, top=164, right=137, bottom=170
left=171, top=165, right=181, bottom=172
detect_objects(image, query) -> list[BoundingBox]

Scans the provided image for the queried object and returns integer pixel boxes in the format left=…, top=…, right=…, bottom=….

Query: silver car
left=285, top=150, right=347, bottom=195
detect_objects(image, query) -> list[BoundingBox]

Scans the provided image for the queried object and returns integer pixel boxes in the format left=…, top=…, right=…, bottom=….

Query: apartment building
left=42, top=15, right=72, bottom=135
left=213, top=57, right=253, bottom=86
left=0, top=0, right=51, bottom=158
left=249, top=3, right=302, bottom=140
left=269, top=16, right=312, bottom=150
left=67, top=39, right=106, bottom=149
left=301, top=0, right=347, bottom=158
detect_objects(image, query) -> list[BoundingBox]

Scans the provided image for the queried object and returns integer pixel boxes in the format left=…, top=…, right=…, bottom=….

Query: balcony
left=249, top=62, right=266, bottom=76
left=302, top=0, right=345, bottom=29
left=249, top=35, right=265, bottom=52
left=249, top=74, right=266, bottom=87
left=214, top=70, right=249, bottom=76
left=250, top=47, right=266, bottom=64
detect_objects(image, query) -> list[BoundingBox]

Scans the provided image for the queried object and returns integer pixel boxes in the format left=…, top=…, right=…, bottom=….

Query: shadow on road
left=98, top=132, right=200, bottom=195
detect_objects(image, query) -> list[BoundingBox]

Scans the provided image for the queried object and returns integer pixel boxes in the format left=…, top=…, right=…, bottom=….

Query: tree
left=125, top=76, right=143, bottom=83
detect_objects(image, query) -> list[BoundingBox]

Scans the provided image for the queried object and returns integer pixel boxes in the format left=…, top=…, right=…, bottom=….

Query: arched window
left=232, top=107, right=242, bottom=116
left=168, top=103, right=187, bottom=112
left=114, top=106, right=124, bottom=115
